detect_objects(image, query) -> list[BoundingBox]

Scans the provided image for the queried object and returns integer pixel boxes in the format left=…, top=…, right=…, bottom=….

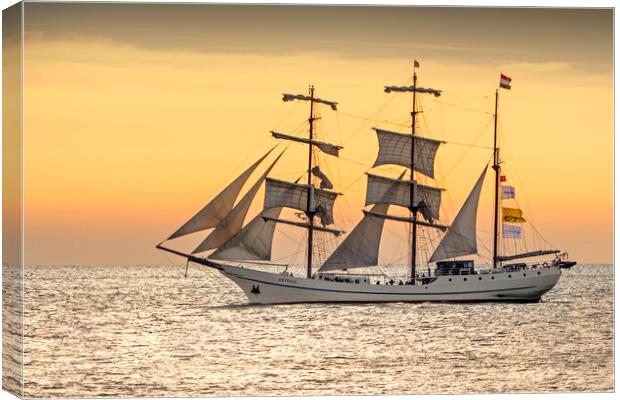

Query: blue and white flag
left=503, top=224, right=522, bottom=239
left=501, top=185, right=516, bottom=199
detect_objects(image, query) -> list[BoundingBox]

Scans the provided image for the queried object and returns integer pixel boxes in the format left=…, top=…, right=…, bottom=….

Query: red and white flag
left=500, top=74, right=512, bottom=90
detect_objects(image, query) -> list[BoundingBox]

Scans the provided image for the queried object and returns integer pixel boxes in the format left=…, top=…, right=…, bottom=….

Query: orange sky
left=19, top=4, right=613, bottom=265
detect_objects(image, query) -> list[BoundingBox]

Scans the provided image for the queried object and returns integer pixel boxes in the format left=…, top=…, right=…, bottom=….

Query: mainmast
left=492, top=89, right=500, bottom=267
left=306, top=85, right=316, bottom=279
left=410, top=68, right=418, bottom=282
left=379, top=61, right=444, bottom=283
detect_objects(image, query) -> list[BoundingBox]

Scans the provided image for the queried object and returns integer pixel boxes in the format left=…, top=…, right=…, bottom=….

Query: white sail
left=209, top=207, right=283, bottom=261
left=192, top=152, right=283, bottom=254
left=320, top=171, right=407, bottom=272
left=429, top=167, right=487, bottom=262
left=168, top=148, right=275, bottom=240
left=365, top=173, right=442, bottom=220
left=264, top=178, right=339, bottom=225
left=373, top=128, right=443, bottom=178
left=319, top=203, right=389, bottom=271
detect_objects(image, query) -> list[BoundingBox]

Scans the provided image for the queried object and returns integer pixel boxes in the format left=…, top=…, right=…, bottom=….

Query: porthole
left=537, top=271, right=541, bottom=275
left=425, top=286, right=428, bottom=289
left=464, top=278, right=467, bottom=281
left=508, top=274, right=512, bottom=278
left=523, top=273, right=526, bottom=277
left=448, top=278, right=452, bottom=282
left=478, top=277, right=482, bottom=280
left=491, top=276, right=495, bottom=280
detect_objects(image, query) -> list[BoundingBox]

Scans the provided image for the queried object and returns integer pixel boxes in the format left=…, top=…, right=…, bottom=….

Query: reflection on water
left=20, top=264, right=613, bottom=397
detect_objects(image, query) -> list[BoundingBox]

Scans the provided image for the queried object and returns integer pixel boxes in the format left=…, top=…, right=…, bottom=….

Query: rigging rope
left=498, top=120, right=557, bottom=250
left=338, top=111, right=409, bottom=129
left=429, top=99, right=494, bottom=115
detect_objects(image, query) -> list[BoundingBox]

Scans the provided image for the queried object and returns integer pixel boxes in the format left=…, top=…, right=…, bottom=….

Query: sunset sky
left=19, top=4, right=612, bottom=265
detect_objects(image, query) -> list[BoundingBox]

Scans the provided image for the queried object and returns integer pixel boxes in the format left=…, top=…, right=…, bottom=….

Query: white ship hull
left=212, top=263, right=561, bottom=305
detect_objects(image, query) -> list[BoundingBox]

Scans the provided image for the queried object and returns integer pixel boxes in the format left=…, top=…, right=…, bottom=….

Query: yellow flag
left=502, top=207, right=526, bottom=223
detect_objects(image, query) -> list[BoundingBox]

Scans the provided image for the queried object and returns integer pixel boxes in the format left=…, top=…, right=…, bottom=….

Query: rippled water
left=16, top=264, right=613, bottom=397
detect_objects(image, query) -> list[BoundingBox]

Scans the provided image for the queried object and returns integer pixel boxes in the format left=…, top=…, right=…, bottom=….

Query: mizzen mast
left=410, top=65, right=419, bottom=281
left=492, top=88, right=500, bottom=267
left=306, top=85, right=316, bottom=279
left=493, top=73, right=512, bottom=267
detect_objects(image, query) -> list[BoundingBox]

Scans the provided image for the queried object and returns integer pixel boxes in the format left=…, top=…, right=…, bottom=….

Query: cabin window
left=523, top=273, right=527, bottom=277
left=478, top=277, right=482, bottom=280
left=508, top=274, right=512, bottom=278
left=463, top=278, right=467, bottom=281
left=491, top=276, right=495, bottom=280
left=448, top=278, right=452, bottom=282
left=537, top=271, right=541, bottom=275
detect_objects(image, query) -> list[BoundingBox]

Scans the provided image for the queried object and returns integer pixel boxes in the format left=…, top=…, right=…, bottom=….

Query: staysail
left=264, top=178, right=339, bottom=226
left=209, top=207, right=283, bottom=261
left=168, top=147, right=275, bottom=240
left=319, top=203, right=389, bottom=271
left=373, top=128, right=443, bottom=178
left=319, top=171, right=408, bottom=272
left=429, top=166, right=487, bottom=262
left=365, top=173, right=442, bottom=220
left=192, top=151, right=284, bottom=254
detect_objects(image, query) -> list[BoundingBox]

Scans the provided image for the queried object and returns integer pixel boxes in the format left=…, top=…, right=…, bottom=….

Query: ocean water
left=13, top=264, right=613, bottom=397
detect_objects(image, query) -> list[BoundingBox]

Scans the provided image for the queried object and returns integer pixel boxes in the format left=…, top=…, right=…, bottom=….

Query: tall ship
left=157, top=63, right=576, bottom=304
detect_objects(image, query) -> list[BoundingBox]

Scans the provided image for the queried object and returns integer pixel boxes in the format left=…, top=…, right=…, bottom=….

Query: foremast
left=158, top=87, right=342, bottom=276
left=270, top=87, right=342, bottom=278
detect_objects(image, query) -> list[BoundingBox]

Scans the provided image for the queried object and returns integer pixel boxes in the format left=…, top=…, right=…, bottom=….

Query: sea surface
left=13, top=264, right=614, bottom=397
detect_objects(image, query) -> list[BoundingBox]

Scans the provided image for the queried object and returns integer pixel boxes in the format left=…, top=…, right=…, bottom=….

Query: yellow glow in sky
left=20, top=5, right=613, bottom=265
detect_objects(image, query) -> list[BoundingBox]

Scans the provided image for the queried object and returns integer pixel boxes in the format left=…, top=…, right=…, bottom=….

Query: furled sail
left=373, top=128, right=443, bottom=178
left=311, top=166, right=333, bottom=189
left=429, top=167, right=487, bottom=262
left=365, top=173, right=442, bottom=220
left=209, top=207, right=283, bottom=261
left=192, top=152, right=284, bottom=254
left=271, top=131, right=342, bottom=157
left=497, top=249, right=560, bottom=262
left=264, top=178, right=339, bottom=225
left=384, top=86, right=442, bottom=97
left=282, top=93, right=338, bottom=110
left=168, top=147, right=275, bottom=240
